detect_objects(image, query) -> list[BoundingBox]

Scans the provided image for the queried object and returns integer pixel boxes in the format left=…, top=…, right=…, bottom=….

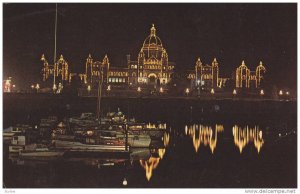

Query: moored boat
left=19, top=144, right=64, bottom=160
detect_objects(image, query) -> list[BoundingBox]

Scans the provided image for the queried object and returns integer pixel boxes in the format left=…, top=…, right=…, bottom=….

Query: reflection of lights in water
left=140, top=148, right=166, bottom=181
left=158, top=148, right=166, bottom=159
left=122, top=178, right=128, bottom=186
left=232, top=125, right=264, bottom=154
left=163, top=132, right=170, bottom=147
left=185, top=124, right=224, bottom=153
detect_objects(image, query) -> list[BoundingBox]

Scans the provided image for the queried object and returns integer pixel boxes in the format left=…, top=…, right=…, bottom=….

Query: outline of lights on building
left=39, top=24, right=269, bottom=93
left=3, top=78, right=12, bottom=93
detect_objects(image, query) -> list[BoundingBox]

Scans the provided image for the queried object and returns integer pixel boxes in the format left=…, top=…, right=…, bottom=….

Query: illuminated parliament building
left=40, top=24, right=266, bottom=94
left=41, top=24, right=175, bottom=91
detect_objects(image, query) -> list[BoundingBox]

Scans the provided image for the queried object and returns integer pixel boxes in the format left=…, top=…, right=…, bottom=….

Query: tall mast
left=53, top=3, right=58, bottom=91
left=97, top=66, right=103, bottom=120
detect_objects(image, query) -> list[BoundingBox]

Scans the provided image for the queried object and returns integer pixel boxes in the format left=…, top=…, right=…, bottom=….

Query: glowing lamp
left=159, top=87, right=163, bottom=93
left=260, top=89, right=264, bottom=95
left=211, top=88, right=215, bottom=94
left=137, top=87, right=141, bottom=92
left=35, top=83, right=40, bottom=90
left=87, top=85, right=91, bottom=92
left=286, top=91, right=289, bottom=95
left=122, top=178, right=128, bottom=186
left=233, top=89, right=237, bottom=95
left=279, top=90, right=283, bottom=96
left=185, top=88, right=190, bottom=94
left=107, top=85, right=111, bottom=91
left=87, top=130, right=94, bottom=136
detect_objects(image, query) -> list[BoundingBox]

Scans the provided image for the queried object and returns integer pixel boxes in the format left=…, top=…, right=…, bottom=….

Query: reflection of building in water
left=232, top=125, right=264, bottom=154
left=185, top=124, right=224, bottom=153
left=139, top=132, right=170, bottom=181
left=163, top=132, right=170, bottom=147
left=139, top=148, right=165, bottom=181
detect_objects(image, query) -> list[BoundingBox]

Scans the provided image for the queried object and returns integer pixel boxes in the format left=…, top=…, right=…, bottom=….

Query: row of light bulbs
left=86, top=84, right=290, bottom=97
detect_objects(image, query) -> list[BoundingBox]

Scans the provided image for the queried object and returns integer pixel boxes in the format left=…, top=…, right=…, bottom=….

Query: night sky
left=3, top=3, right=297, bottom=90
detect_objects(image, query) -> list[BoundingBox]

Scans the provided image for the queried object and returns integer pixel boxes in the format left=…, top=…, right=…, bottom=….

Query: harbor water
left=3, top=97, right=297, bottom=188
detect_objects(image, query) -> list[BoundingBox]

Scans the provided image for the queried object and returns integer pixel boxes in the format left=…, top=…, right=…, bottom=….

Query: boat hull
left=54, top=140, right=127, bottom=152
left=19, top=151, right=65, bottom=160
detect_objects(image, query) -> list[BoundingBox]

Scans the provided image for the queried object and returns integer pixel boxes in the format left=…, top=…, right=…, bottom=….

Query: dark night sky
left=3, top=3, right=297, bottom=90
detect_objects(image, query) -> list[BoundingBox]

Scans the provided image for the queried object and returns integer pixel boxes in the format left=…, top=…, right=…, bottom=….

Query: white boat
left=53, top=139, right=127, bottom=152
left=3, top=126, right=27, bottom=142
left=19, top=150, right=64, bottom=159
left=130, top=148, right=151, bottom=160
left=126, top=134, right=151, bottom=148
left=8, top=135, right=26, bottom=153
left=9, top=145, right=25, bottom=153
left=19, top=144, right=64, bottom=160
left=99, top=130, right=152, bottom=148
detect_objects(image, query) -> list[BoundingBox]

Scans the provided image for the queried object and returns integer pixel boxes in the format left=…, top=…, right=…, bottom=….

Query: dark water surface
left=3, top=101, right=297, bottom=188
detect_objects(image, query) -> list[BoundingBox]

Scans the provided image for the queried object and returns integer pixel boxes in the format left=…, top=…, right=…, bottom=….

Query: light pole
left=197, top=80, right=200, bottom=97
left=260, top=89, right=264, bottom=100
left=159, top=87, right=164, bottom=94
left=107, top=85, right=111, bottom=96
left=233, top=89, right=237, bottom=100
left=87, top=85, right=91, bottom=95
left=185, top=88, right=190, bottom=97
left=35, top=83, right=40, bottom=93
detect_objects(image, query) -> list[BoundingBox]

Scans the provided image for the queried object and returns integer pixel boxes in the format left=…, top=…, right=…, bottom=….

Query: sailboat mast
left=97, top=68, right=103, bottom=120
left=53, top=3, right=58, bottom=91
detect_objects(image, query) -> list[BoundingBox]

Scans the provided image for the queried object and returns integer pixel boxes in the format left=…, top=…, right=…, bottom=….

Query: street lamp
left=87, top=85, right=91, bottom=93
left=260, top=89, right=264, bottom=96
left=159, top=87, right=164, bottom=93
left=197, top=80, right=200, bottom=97
left=35, top=83, right=40, bottom=92
left=185, top=88, right=190, bottom=96
left=53, top=84, right=57, bottom=91
left=233, top=89, right=237, bottom=95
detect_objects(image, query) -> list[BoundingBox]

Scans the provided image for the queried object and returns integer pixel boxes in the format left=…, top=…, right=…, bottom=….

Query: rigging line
left=53, top=3, right=58, bottom=88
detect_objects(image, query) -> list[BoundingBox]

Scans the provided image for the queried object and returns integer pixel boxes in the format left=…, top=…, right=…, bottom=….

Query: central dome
left=143, top=24, right=163, bottom=47
left=141, top=24, right=165, bottom=61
